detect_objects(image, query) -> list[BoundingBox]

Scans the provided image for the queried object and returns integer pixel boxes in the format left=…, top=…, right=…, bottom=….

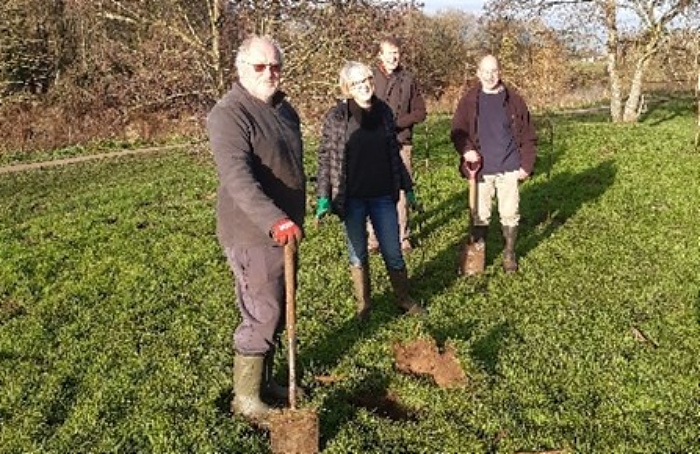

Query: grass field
left=1, top=98, right=699, bottom=453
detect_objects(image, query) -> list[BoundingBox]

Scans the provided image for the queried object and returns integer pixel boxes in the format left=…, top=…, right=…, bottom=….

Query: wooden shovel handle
left=284, top=241, right=298, bottom=409
left=468, top=177, right=477, bottom=216
left=464, top=160, right=480, bottom=180
left=465, top=158, right=480, bottom=219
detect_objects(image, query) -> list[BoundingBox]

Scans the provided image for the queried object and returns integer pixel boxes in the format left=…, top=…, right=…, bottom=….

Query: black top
left=345, top=99, right=393, bottom=198
left=477, top=89, right=520, bottom=175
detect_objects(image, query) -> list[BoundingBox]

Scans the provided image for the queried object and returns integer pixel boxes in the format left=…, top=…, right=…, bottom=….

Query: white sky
left=421, top=0, right=487, bottom=15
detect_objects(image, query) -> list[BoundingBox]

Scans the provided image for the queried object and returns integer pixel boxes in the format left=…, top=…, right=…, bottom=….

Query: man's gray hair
left=338, top=61, right=372, bottom=98
left=234, top=35, right=285, bottom=71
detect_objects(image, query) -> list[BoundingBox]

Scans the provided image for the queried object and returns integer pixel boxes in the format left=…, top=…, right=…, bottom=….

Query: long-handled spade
left=458, top=159, right=481, bottom=276
left=269, top=240, right=319, bottom=454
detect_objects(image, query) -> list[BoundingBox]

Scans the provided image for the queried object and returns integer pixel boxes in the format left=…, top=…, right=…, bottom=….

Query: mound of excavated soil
left=393, top=338, right=467, bottom=388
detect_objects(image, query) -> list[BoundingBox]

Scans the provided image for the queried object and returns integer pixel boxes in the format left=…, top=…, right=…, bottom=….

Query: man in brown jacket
left=368, top=36, right=427, bottom=252
left=207, top=35, right=305, bottom=424
left=451, top=54, right=537, bottom=274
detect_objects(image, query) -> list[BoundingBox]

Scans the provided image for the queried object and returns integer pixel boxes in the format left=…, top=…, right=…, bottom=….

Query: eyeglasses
left=350, top=76, right=373, bottom=88
left=480, top=69, right=500, bottom=76
left=245, top=61, right=281, bottom=73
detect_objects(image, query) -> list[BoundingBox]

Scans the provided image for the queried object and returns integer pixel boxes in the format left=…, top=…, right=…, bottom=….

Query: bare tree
left=399, top=9, right=480, bottom=101
left=0, top=0, right=70, bottom=97
left=0, top=0, right=426, bottom=151
left=486, top=0, right=698, bottom=123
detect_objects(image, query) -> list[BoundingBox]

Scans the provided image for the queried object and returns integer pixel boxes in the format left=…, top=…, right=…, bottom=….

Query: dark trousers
left=224, top=244, right=285, bottom=355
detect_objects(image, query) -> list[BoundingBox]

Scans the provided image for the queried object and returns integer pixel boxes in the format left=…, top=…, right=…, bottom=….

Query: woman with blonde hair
left=315, top=61, right=424, bottom=321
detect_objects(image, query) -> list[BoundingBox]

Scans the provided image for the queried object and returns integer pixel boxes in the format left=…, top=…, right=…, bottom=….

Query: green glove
left=316, top=197, right=331, bottom=219
left=406, top=191, right=422, bottom=213
left=406, top=190, right=417, bottom=207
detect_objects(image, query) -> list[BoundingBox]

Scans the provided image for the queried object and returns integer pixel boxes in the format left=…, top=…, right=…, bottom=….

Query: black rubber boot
left=502, top=225, right=518, bottom=273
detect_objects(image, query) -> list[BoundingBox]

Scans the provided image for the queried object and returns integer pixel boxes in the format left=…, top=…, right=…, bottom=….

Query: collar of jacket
left=234, top=81, right=288, bottom=107
left=467, top=81, right=511, bottom=103
left=333, top=96, right=379, bottom=120
left=377, top=63, right=403, bottom=78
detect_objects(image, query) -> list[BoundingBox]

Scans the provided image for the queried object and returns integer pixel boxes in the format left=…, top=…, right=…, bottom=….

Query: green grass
left=1, top=101, right=699, bottom=453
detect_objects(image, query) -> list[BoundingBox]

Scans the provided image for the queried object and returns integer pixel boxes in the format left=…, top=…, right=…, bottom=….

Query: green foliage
left=2, top=103, right=700, bottom=452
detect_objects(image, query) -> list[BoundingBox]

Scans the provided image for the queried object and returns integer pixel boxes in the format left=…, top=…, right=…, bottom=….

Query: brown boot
left=502, top=225, right=518, bottom=273
left=231, top=354, right=273, bottom=423
left=350, top=264, right=371, bottom=322
left=463, top=225, right=487, bottom=276
left=387, top=268, right=425, bottom=315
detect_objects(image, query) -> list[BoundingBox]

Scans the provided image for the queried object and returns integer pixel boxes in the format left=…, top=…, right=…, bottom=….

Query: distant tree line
left=0, top=0, right=697, bottom=153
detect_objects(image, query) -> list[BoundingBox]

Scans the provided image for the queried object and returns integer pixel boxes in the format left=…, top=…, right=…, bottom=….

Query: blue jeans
left=343, top=195, right=405, bottom=271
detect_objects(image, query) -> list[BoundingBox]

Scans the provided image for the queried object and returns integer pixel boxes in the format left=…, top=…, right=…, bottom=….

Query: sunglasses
left=350, top=76, right=373, bottom=88
left=246, top=61, right=282, bottom=73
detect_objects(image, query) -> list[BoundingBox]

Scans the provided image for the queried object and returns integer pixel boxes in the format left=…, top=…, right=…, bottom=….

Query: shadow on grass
left=292, top=152, right=616, bottom=447
left=549, top=105, right=612, bottom=124
left=314, top=367, right=421, bottom=449
left=298, top=161, right=615, bottom=364
left=518, top=160, right=617, bottom=260
left=641, top=92, right=696, bottom=126
left=469, top=320, right=517, bottom=376
left=541, top=91, right=697, bottom=127
left=412, top=161, right=616, bottom=280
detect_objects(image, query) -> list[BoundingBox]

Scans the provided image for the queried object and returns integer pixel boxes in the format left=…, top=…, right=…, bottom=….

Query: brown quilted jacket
left=451, top=82, right=537, bottom=175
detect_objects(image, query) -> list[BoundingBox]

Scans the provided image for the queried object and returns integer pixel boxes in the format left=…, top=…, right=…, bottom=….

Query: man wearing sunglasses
left=367, top=36, right=427, bottom=253
left=207, top=35, right=305, bottom=424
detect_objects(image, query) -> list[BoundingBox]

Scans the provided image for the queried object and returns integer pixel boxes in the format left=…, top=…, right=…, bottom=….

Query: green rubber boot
left=502, top=225, right=518, bottom=273
left=231, top=354, right=272, bottom=423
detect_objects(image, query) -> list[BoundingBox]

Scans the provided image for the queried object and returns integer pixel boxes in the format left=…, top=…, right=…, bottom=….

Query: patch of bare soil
left=393, top=338, right=468, bottom=388
left=269, top=408, right=319, bottom=454
left=0, top=299, right=25, bottom=323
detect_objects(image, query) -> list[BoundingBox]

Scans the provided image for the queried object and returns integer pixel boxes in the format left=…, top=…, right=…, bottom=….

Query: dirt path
left=0, top=144, right=195, bottom=175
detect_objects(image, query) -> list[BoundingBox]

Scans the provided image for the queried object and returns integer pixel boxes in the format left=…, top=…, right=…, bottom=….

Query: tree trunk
left=622, top=34, right=662, bottom=123
left=622, top=60, right=648, bottom=123
left=209, top=0, right=224, bottom=95
left=695, top=64, right=700, bottom=150
left=603, top=0, right=623, bottom=122
left=607, top=50, right=623, bottom=122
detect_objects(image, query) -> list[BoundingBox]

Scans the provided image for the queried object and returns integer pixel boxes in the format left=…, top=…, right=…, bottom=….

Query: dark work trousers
left=224, top=244, right=285, bottom=356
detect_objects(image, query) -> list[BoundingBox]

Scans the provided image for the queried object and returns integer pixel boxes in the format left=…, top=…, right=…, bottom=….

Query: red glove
left=270, top=218, right=302, bottom=245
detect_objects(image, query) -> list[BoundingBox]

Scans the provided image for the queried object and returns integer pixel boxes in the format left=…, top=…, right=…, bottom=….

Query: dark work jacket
left=316, top=97, right=413, bottom=219
left=372, top=65, right=427, bottom=145
left=450, top=82, right=537, bottom=175
left=207, top=83, right=306, bottom=248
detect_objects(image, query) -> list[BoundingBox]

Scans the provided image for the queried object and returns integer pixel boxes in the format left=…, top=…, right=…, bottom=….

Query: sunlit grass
left=1, top=100, right=699, bottom=453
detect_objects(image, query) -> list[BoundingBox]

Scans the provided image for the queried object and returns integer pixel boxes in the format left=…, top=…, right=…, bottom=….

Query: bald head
left=477, top=54, right=502, bottom=93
